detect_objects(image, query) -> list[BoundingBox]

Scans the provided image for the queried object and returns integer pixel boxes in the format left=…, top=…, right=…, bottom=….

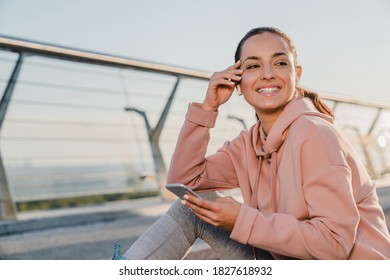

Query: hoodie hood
left=252, top=96, right=334, bottom=158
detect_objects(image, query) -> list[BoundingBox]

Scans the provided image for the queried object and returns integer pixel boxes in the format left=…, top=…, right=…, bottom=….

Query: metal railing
left=1, top=35, right=389, bottom=220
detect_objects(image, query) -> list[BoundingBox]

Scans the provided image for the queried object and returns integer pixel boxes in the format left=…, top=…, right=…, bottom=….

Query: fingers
left=182, top=195, right=240, bottom=230
left=209, top=72, right=242, bottom=87
left=182, top=194, right=216, bottom=212
left=182, top=195, right=217, bottom=220
left=192, top=210, right=216, bottom=226
left=210, top=61, right=243, bottom=86
left=202, top=61, right=243, bottom=111
left=226, top=60, right=242, bottom=71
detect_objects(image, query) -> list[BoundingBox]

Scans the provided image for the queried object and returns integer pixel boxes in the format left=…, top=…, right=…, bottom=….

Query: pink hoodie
left=167, top=96, right=390, bottom=259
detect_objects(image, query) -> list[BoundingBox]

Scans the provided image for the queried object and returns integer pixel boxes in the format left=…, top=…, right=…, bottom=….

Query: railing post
left=151, top=76, right=180, bottom=200
left=227, top=115, right=247, bottom=130
left=345, top=125, right=378, bottom=179
left=125, top=76, right=181, bottom=201
left=0, top=53, right=24, bottom=220
left=366, top=108, right=382, bottom=138
left=361, top=108, right=383, bottom=179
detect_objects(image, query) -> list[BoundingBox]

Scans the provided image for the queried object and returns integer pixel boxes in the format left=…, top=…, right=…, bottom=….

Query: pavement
left=0, top=186, right=389, bottom=260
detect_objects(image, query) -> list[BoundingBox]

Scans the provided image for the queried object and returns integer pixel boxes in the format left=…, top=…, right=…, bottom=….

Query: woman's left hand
left=182, top=195, right=241, bottom=231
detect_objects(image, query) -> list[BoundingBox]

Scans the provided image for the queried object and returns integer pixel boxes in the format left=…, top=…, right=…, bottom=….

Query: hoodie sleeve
left=167, top=103, right=239, bottom=191
left=231, top=117, right=360, bottom=259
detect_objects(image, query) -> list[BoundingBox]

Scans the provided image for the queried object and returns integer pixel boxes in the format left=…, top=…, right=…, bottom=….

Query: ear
left=296, top=65, right=303, bottom=82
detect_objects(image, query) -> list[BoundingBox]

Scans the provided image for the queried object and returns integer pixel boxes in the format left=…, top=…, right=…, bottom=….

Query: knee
left=166, top=198, right=194, bottom=221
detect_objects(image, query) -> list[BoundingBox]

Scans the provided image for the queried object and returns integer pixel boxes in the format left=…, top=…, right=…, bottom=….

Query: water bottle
left=112, top=244, right=126, bottom=260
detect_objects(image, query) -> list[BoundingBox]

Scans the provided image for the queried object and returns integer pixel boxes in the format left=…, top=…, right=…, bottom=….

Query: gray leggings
left=123, top=192, right=273, bottom=260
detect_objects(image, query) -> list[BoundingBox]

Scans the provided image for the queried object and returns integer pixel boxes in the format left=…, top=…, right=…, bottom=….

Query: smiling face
left=238, top=32, right=302, bottom=119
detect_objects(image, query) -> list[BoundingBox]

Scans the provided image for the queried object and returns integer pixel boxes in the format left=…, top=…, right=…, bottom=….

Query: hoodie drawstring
left=250, top=159, right=262, bottom=209
left=250, top=150, right=278, bottom=259
left=253, top=148, right=278, bottom=213
left=269, top=152, right=278, bottom=213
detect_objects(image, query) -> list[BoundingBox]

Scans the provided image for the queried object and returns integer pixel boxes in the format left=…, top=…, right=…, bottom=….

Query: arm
left=167, top=103, right=239, bottom=191
left=231, top=119, right=360, bottom=259
left=168, top=61, right=243, bottom=191
left=171, top=61, right=246, bottom=231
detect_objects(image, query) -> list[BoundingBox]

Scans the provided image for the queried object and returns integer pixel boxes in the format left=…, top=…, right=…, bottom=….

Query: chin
left=255, top=101, right=287, bottom=115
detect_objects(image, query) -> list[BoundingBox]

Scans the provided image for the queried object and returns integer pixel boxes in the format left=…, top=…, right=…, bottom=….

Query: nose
left=260, top=65, right=275, bottom=80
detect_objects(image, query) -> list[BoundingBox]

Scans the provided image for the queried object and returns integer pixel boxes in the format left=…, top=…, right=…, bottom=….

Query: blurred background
left=0, top=0, right=389, bottom=259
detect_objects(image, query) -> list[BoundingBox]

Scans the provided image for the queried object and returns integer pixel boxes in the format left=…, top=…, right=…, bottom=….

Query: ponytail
left=296, top=87, right=334, bottom=118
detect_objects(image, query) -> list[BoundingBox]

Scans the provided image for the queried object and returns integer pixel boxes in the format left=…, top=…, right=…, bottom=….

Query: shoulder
left=290, top=114, right=341, bottom=142
left=288, top=115, right=350, bottom=166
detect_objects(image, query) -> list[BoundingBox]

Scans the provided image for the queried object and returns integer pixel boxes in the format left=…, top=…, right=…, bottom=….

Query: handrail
left=0, top=35, right=211, bottom=80
left=320, top=92, right=390, bottom=111
left=1, top=34, right=390, bottom=110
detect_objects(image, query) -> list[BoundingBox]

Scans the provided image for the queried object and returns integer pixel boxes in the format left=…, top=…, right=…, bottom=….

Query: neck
left=259, top=117, right=275, bottom=136
left=256, top=110, right=282, bottom=135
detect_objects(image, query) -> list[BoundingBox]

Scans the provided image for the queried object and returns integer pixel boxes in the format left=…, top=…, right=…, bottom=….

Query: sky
left=0, top=0, right=390, bottom=103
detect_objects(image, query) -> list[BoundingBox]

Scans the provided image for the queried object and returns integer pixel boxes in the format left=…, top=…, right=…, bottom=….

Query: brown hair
left=235, top=27, right=334, bottom=118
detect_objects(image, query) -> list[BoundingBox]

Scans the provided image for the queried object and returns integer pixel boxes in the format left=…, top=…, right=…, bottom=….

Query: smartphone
left=166, top=183, right=202, bottom=199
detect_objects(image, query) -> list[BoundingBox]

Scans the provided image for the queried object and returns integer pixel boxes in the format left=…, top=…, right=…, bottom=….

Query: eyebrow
left=242, top=52, right=288, bottom=63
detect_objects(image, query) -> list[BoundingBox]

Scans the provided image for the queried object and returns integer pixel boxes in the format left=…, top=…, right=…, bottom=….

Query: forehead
left=240, top=32, right=293, bottom=59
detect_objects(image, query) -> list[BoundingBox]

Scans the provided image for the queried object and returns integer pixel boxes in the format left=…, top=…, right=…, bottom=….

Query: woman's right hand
left=202, top=61, right=242, bottom=112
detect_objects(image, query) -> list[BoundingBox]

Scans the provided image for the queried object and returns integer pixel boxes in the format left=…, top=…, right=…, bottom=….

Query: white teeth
left=258, top=87, right=279, bottom=93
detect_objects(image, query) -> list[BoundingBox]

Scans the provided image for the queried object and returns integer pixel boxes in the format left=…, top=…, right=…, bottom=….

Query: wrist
left=201, top=102, right=218, bottom=112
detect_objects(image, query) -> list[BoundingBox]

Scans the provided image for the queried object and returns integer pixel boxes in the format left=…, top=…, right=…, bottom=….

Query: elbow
left=333, top=234, right=355, bottom=259
left=312, top=226, right=355, bottom=260
left=311, top=242, right=351, bottom=260
left=166, top=169, right=177, bottom=184
left=167, top=164, right=188, bottom=184
left=329, top=245, right=351, bottom=260
left=320, top=234, right=354, bottom=260
left=318, top=217, right=358, bottom=260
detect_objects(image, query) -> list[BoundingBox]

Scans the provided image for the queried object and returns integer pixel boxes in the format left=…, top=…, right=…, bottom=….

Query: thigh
left=198, top=219, right=255, bottom=260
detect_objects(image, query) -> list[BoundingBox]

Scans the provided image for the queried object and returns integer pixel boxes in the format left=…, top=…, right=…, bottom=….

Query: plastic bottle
left=112, top=244, right=125, bottom=260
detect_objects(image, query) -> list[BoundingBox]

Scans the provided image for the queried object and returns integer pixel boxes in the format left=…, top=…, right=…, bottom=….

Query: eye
left=246, top=64, right=260, bottom=70
left=275, top=61, right=288, bottom=66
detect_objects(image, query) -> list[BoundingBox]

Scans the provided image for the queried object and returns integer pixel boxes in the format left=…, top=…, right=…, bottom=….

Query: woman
left=122, top=27, right=390, bottom=259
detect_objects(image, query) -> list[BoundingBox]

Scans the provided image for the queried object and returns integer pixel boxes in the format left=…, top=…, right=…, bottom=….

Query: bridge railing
left=1, top=35, right=389, bottom=220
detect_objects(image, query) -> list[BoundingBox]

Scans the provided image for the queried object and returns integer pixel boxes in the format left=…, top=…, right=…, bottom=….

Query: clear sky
left=0, top=0, right=390, bottom=103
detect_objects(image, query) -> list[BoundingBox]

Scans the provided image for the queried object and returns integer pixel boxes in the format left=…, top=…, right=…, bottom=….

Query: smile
left=257, top=87, right=280, bottom=93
